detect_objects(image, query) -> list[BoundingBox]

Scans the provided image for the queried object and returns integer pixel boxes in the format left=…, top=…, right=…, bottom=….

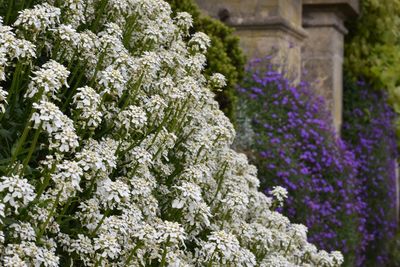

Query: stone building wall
left=195, top=0, right=359, bottom=132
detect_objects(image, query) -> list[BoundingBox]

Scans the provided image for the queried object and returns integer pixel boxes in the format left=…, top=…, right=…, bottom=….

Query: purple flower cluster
left=342, top=80, right=398, bottom=266
left=236, top=58, right=366, bottom=266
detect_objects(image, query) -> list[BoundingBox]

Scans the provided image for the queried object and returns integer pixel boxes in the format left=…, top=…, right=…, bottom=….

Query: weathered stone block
left=195, top=0, right=306, bottom=80
left=195, top=0, right=303, bottom=27
left=302, top=2, right=358, bottom=132
left=303, top=0, right=359, bottom=16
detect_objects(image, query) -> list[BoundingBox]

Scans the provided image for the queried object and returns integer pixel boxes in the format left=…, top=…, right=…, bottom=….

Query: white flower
left=51, top=160, right=83, bottom=191
left=331, top=251, right=344, bottom=265
left=117, top=105, right=147, bottom=133
left=25, top=60, right=70, bottom=100
left=12, top=38, right=36, bottom=59
left=175, top=12, right=193, bottom=35
left=14, top=3, right=61, bottom=34
left=0, top=230, right=4, bottom=244
left=61, top=0, right=95, bottom=27
left=129, top=146, right=153, bottom=166
left=270, top=186, right=288, bottom=205
left=69, top=234, right=95, bottom=255
left=0, top=1, right=343, bottom=266
left=29, top=100, right=57, bottom=130
left=96, top=178, right=130, bottom=209
left=77, top=198, right=102, bottom=231
left=94, top=232, right=121, bottom=259
left=75, top=139, right=117, bottom=182
left=72, top=86, right=102, bottom=130
left=290, top=224, right=308, bottom=242
left=0, top=87, right=8, bottom=113
left=158, top=221, right=186, bottom=246
left=55, top=24, right=78, bottom=44
left=3, top=254, right=26, bottom=267
left=0, top=202, right=5, bottom=218
left=172, top=182, right=202, bottom=209
left=10, top=222, right=36, bottom=241
left=197, top=230, right=256, bottom=265
left=189, top=32, right=211, bottom=52
left=31, top=100, right=79, bottom=153
left=0, top=175, right=35, bottom=212
left=210, top=73, right=227, bottom=89
left=261, top=254, right=296, bottom=267
left=98, top=65, right=126, bottom=97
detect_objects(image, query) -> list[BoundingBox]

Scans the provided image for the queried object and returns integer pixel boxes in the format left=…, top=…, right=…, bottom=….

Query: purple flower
left=236, top=58, right=365, bottom=265
left=342, top=79, right=398, bottom=266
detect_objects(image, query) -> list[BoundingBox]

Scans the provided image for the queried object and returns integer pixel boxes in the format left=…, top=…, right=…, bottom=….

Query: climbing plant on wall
left=236, top=58, right=365, bottom=267
left=342, top=78, right=398, bottom=267
left=167, top=0, right=246, bottom=123
left=345, top=0, right=400, bottom=136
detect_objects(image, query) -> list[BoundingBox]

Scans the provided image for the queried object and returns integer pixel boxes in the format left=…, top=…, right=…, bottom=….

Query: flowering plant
left=0, top=0, right=341, bottom=266
left=167, top=0, right=246, bottom=123
left=342, top=79, right=398, bottom=266
left=236, top=58, right=364, bottom=266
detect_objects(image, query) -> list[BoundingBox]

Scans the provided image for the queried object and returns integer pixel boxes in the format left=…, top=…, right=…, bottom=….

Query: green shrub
left=167, top=0, right=246, bottom=123
left=345, top=0, right=400, bottom=135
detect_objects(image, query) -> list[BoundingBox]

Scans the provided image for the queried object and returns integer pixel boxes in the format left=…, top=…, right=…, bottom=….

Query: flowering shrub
left=342, top=79, right=399, bottom=266
left=345, top=0, right=400, bottom=137
left=236, top=58, right=364, bottom=266
left=167, top=0, right=246, bottom=123
left=0, top=0, right=342, bottom=266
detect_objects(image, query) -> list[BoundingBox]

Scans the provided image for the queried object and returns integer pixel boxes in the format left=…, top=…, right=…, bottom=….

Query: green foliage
left=167, top=0, right=246, bottom=123
left=387, top=231, right=400, bottom=267
left=345, top=0, right=400, bottom=135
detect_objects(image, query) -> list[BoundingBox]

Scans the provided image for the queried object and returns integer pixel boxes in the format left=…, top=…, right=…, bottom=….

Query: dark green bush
left=345, top=0, right=400, bottom=136
left=167, top=0, right=246, bottom=123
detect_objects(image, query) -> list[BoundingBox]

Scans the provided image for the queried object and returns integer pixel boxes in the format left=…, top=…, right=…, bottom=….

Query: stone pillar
left=301, top=0, right=359, bottom=132
left=194, top=0, right=307, bottom=81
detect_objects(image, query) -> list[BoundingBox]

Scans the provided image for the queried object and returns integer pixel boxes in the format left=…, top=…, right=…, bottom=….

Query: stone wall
left=195, top=0, right=307, bottom=80
left=194, top=0, right=359, bottom=132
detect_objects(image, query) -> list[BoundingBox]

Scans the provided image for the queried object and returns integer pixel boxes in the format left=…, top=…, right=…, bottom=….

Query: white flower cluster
left=270, top=185, right=289, bottom=207
left=72, top=86, right=102, bottom=130
left=14, top=3, right=60, bottom=36
left=0, top=175, right=35, bottom=214
left=31, top=99, right=79, bottom=153
left=175, top=12, right=193, bottom=36
left=25, top=60, right=70, bottom=100
left=0, top=18, right=36, bottom=112
left=210, top=72, right=227, bottom=89
left=0, top=1, right=344, bottom=266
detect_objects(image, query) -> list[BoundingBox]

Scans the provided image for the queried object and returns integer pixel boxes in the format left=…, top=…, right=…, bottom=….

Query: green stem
left=284, top=238, right=292, bottom=256
left=125, top=243, right=142, bottom=266
left=21, top=126, right=41, bottom=173
left=37, top=188, right=62, bottom=241
left=209, top=162, right=228, bottom=206
left=91, top=0, right=109, bottom=33
left=35, top=162, right=56, bottom=201
left=91, top=209, right=110, bottom=237
left=56, top=196, right=76, bottom=223
left=89, top=47, right=108, bottom=88
left=159, top=237, right=170, bottom=267
left=7, top=115, right=32, bottom=174
left=94, top=257, right=103, bottom=267
left=5, top=0, right=15, bottom=24
left=7, top=62, right=22, bottom=101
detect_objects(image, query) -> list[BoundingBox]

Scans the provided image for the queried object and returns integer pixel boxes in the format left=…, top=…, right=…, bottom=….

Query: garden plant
left=236, top=58, right=364, bottom=267
left=342, top=79, right=399, bottom=266
left=167, top=0, right=246, bottom=123
left=345, top=0, right=400, bottom=136
left=0, top=0, right=343, bottom=266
